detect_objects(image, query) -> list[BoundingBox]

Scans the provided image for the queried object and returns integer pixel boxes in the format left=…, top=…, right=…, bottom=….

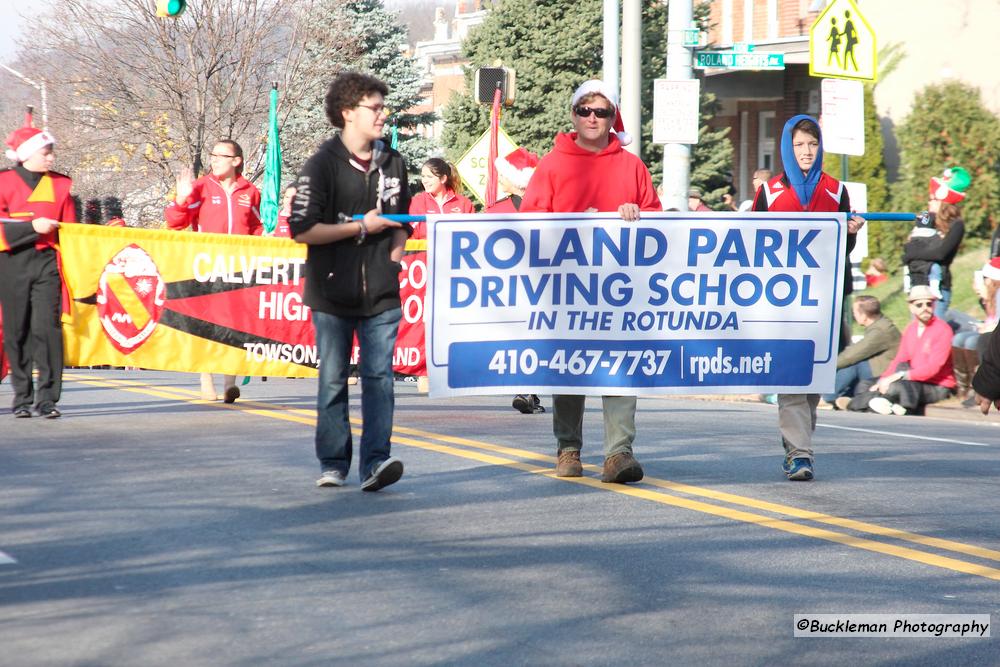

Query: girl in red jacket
left=165, top=139, right=262, bottom=402
left=409, top=158, right=474, bottom=217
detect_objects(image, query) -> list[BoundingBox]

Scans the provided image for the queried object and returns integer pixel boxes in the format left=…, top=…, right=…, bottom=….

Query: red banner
left=390, top=223, right=428, bottom=376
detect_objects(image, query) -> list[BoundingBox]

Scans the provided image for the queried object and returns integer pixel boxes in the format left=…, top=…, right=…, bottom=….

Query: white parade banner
left=425, top=212, right=847, bottom=398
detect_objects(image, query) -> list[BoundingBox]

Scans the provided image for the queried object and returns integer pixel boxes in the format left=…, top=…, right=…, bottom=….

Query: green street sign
left=694, top=52, right=785, bottom=70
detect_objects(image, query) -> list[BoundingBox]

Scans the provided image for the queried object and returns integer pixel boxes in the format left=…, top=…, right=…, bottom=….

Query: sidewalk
left=923, top=396, right=1000, bottom=425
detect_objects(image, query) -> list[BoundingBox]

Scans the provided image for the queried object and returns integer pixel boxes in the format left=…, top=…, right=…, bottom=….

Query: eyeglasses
left=356, top=103, right=389, bottom=116
left=910, top=300, right=935, bottom=309
left=573, top=106, right=613, bottom=119
left=209, top=153, right=237, bottom=159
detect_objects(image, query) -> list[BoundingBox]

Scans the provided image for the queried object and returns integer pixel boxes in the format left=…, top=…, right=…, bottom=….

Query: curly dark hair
left=324, top=72, right=389, bottom=129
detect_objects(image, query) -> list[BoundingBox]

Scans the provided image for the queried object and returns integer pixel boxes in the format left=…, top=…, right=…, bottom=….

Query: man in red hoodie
left=521, top=79, right=660, bottom=484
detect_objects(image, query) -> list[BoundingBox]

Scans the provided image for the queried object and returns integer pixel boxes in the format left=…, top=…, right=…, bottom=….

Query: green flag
left=260, top=85, right=282, bottom=234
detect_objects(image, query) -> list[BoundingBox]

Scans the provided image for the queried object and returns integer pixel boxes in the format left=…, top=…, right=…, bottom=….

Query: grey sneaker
left=361, top=457, right=404, bottom=492
left=316, top=469, right=347, bottom=488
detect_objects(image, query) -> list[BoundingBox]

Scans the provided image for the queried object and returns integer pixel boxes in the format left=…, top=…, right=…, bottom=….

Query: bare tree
left=16, top=0, right=354, bottom=226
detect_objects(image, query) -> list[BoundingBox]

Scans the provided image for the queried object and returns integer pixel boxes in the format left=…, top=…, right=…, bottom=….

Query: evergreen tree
left=892, top=81, right=1000, bottom=241
left=281, top=0, right=361, bottom=175
left=689, top=92, right=734, bottom=209
left=282, top=0, right=436, bottom=177
left=677, top=1, right=733, bottom=209
left=349, top=0, right=438, bottom=171
left=442, top=0, right=604, bottom=159
left=443, top=0, right=731, bottom=207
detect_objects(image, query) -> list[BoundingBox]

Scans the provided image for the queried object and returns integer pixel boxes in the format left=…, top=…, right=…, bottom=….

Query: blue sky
left=0, top=2, right=34, bottom=61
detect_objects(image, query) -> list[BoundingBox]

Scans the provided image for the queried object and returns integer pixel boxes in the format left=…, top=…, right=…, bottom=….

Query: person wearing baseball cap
left=0, top=121, right=76, bottom=418
left=520, top=78, right=660, bottom=484
left=846, top=285, right=956, bottom=415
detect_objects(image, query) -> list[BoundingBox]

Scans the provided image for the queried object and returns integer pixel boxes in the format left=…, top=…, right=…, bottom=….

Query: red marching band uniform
left=0, top=125, right=76, bottom=414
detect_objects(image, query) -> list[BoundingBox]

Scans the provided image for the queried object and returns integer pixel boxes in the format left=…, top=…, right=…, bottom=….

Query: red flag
left=485, top=88, right=502, bottom=208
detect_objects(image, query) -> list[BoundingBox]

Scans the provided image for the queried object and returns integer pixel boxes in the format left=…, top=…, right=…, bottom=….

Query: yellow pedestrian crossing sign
left=809, top=0, right=877, bottom=82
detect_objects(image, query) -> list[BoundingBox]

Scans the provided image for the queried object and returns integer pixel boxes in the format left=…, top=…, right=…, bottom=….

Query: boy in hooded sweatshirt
left=521, top=79, right=661, bottom=485
left=752, top=114, right=865, bottom=481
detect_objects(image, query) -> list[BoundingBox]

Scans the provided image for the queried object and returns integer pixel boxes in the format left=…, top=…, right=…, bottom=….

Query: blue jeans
left=952, top=330, right=979, bottom=350
left=313, top=307, right=401, bottom=481
left=822, top=359, right=873, bottom=402
left=935, top=288, right=951, bottom=318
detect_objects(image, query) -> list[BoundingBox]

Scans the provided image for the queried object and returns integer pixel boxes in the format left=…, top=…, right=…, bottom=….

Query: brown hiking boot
left=601, top=452, right=644, bottom=484
left=555, top=450, right=583, bottom=477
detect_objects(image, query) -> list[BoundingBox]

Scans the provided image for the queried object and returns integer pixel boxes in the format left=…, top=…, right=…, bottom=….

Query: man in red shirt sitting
left=847, top=285, right=956, bottom=415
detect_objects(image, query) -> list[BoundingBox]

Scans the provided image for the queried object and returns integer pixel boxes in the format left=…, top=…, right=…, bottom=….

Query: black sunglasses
left=574, top=106, right=613, bottom=119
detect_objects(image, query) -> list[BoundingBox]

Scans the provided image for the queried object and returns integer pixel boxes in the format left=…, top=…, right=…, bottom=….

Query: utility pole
left=602, top=0, right=620, bottom=95
left=662, top=0, right=694, bottom=211
left=0, top=63, right=47, bottom=129
left=620, top=0, right=641, bottom=157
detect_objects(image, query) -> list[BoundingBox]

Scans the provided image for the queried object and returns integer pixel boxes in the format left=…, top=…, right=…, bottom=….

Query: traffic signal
left=155, top=0, right=186, bottom=17
left=475, top=67, right=516, bottom=107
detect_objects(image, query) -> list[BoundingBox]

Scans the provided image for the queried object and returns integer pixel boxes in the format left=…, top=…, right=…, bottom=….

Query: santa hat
left=928, top=165, right=971, bottom=203
left=5, top=126, right=55, bottom=163
left=983, top=257, right=1000, bottom=282
left=494, top=147, right=540, bottom=190
left=570, top=79, right=633, bottom=146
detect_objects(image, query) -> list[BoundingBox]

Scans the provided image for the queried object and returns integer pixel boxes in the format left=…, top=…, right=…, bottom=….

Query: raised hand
left=175, top=166, right=195, bottom=204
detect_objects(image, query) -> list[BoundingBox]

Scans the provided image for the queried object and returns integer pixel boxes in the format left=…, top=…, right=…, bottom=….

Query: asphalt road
left=1, top=370, right=998, bottom=666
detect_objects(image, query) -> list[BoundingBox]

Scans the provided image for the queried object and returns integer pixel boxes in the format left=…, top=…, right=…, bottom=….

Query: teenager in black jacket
left=289, top=72, right=411, bottom=492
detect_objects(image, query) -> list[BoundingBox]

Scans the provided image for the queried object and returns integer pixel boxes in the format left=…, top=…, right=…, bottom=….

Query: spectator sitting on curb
left=864, top=257, right=889, bottom=287
left=846, top=285, right=956, bottom=415
left=823, top=295, right=901, bottom=409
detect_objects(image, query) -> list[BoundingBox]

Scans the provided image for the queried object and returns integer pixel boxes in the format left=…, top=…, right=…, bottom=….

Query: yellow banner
left=59, top=225, right=318, bottom=377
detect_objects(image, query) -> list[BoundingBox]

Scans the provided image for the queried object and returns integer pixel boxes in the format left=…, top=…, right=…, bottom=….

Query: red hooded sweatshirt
left=520, top=133, right=660, bottom=213
left=165, top=174, right=262, bottom=235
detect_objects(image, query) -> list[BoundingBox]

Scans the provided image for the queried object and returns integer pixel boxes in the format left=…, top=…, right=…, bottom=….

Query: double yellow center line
left=65, top=372, right=1000, bottom=582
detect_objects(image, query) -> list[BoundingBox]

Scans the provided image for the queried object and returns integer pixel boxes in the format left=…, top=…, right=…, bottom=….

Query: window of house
left=722, top=0, right=733, bottom=45
left=743, top=0, right=754, bottom=42
left=758, top=110, right=776, bottom=172
left=767, top=0, right=778, bottom=39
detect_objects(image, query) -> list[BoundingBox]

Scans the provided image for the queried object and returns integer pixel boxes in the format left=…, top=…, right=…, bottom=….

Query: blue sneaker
left=782, top=457, right=814, bottom=481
